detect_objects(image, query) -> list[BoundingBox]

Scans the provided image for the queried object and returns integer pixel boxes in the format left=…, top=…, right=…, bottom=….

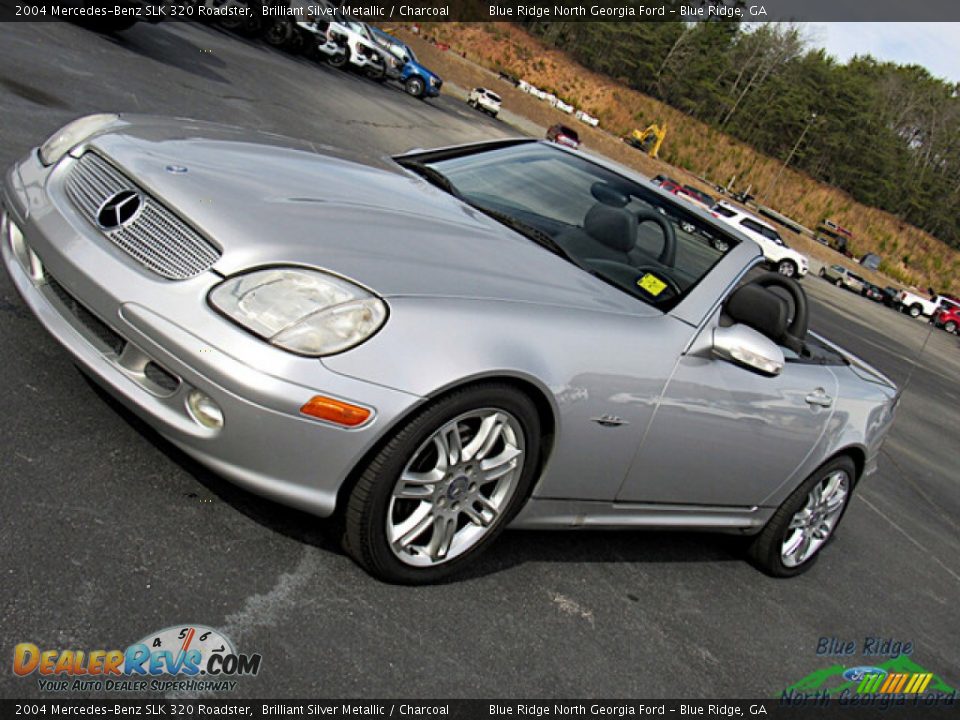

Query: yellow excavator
left=625, top=123, right=667, bottom=158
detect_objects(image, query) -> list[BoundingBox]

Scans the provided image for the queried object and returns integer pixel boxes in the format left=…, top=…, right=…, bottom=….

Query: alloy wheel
left=780, top=469, right=849, bottom=568
left=386, top=409, right=525, bottom=567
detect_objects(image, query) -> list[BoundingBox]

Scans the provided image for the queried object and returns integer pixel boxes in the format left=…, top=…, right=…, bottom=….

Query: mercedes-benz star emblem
left=96, top=190, right=143, bottom=231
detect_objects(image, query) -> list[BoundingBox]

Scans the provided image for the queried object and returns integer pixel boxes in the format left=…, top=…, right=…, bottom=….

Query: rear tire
left=909, top=304, right=922, bottom=318
left=945, top=321, right=957, bottom=334
left=328, top=49, right=348, bottom=69
left=747, top=456, right=855, bottom=578
left=777, top=260, right=797, bottom=278
left=343, top=384, right=541, bottom=584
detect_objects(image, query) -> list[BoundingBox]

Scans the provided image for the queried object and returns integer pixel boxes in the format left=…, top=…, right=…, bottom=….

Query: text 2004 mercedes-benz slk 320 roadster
left=2, top=114, right=898, bottom=583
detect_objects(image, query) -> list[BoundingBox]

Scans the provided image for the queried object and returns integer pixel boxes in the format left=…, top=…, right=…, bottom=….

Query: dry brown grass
left=394, top=22, right=959, bottom=294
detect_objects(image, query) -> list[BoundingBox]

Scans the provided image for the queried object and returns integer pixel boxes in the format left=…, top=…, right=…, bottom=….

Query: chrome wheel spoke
left=436, top=423, right=464, bottom=467
left=782, top=529, right=806, bottom=560
left=391, top=503, right=433, bottom=549
left=465, top=495, right=499, bottom=527
left=480, top=444, right=522, bottom=483
left=429, top=516, right=456, bottom=561
left=463, top=413, right=504, bottom=462
left=394, top=468, right=443, bottom=500
left=789, top=508, right=811, bottom=529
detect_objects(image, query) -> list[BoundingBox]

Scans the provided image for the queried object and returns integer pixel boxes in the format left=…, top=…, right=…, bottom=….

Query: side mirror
left=713, top=325, right=784, bottom=377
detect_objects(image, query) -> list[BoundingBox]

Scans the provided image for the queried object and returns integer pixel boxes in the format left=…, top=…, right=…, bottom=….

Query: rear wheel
left=909, top=304, right=922, bottom=318
left=747, top=456, right=854, bottom=577
left=945, top=320, right=957, bottom=334
left=343, top=385, right=540, bottom=584
left=327, top=48, right=349, bottom=69
left=777, top=260, right=797, bottom=278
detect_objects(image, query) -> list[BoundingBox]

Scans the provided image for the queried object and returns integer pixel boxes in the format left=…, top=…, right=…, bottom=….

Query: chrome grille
left=64, top=153, right=220, bottom=280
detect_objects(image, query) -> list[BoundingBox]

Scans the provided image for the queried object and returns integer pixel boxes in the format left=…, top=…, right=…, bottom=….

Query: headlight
left=39, top=114, right=120, bottom=166
left=209, top=267, right=387, bottom=356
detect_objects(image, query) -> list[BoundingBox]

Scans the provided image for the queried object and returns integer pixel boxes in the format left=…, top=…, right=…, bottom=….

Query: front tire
left=945, top=320, right=957, bottom=334
left=405, top=76, right=425, bottom=98
left=343, top=385, right=541, bottom=584
left=263, top=20, right=292, bottom=47
left=747, top=456, right=855, bottom=577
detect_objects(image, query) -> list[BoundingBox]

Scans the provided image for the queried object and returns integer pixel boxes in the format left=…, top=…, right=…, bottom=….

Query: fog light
left=186, top=390, right=224, bottom=430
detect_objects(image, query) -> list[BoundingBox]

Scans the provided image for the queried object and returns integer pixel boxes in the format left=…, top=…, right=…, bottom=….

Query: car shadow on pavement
left=80, top=370, right=749, bottom=581
left=99, top=23, right=231, bottom=85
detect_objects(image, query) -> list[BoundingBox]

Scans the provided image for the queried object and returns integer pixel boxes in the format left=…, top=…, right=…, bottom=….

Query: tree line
left=521, top=18, right=960, bottom=252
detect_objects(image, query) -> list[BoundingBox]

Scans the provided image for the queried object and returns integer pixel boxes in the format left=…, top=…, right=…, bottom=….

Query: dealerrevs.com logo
left=13, top=624, right=262, bottom=693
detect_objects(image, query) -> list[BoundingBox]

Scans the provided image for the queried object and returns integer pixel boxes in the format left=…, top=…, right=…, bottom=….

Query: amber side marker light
left=300, top=396, right=371, bottom=427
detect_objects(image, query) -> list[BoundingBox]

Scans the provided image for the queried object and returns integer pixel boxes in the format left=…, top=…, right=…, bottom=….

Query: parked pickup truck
left=895, top=289, right=942, bottom=318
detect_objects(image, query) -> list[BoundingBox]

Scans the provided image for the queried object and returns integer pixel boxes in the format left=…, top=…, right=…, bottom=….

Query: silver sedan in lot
left=2, top=115, right=898, bottom=583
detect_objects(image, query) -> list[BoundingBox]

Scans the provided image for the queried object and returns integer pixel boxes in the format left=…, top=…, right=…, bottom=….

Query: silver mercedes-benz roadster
left=2, top=114, right=898, bottom=583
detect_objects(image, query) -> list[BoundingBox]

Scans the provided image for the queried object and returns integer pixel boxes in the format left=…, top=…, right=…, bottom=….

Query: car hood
left=88, top=118, right=647, bottom=316
left=411, top=62, right=441, bottom=83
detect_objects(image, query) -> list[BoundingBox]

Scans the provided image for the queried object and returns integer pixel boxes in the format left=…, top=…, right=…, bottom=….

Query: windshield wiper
left=466, top=203, right=601, bottom=276
left=396, top=159, right=598, bottom=276
left=396, top=159, right=462, bottom=198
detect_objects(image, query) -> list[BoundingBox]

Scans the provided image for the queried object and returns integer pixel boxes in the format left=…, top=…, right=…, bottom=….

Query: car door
left=615, top=313, right=838, bottom=508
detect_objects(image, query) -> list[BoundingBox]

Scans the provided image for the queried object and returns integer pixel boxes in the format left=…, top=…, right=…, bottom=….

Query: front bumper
left=2, top=150, right=422, bottom=517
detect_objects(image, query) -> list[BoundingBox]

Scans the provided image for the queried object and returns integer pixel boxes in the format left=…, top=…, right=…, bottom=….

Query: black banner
left=2, top=699, right=960, bottom=719
left=2, top=0, right=960, bottom=23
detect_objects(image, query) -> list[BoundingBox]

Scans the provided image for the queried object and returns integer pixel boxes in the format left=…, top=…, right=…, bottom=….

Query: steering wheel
left=635, top=210, right=677, bottom=267
left=753, top=272, right=809, bottom=348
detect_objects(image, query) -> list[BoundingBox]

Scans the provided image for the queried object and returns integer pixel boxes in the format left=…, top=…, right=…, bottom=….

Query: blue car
left=369, top=28, right=443, bottom=99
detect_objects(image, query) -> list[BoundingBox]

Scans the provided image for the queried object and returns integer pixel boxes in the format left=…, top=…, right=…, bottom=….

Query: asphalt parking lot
left=1, top=22, right=958, bottom=699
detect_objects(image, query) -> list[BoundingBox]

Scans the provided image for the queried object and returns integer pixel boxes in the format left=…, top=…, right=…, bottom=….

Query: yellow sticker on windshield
left=637, top=273, right=668, bottom=296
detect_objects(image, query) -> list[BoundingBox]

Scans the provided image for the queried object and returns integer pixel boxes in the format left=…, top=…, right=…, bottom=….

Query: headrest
left=725, top=283, right=789, bottom=344
left=590, top=182, right=629, bottom=207
left=584, top=204, right=638, bottom=253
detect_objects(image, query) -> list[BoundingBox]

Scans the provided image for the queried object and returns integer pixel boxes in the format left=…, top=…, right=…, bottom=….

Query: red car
left=545, top=124, right=580, bottom=149
left=932, top=303, right=960, bottom=334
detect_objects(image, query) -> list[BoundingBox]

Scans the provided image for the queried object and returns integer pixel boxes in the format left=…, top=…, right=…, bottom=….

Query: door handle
left=805, top=389, right=833, bottom=408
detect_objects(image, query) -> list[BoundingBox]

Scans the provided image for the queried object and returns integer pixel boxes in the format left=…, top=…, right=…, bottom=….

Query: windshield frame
left=393, top=140, right=748, bottom=315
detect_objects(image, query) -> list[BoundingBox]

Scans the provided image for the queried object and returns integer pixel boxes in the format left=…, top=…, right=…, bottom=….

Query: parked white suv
left=468, top=88, right=502, bottom=117
left=712, top=201, right=809, bottom=278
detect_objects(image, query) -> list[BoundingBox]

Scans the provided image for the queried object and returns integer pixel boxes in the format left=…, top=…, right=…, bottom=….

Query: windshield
left=418, top=143, right=740, bottom=311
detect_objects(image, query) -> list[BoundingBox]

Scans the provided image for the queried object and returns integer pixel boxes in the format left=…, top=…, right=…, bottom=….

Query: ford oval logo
left=843, top=666, right=887, bottom=682
left=96, top=189, right=143, bottom=231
